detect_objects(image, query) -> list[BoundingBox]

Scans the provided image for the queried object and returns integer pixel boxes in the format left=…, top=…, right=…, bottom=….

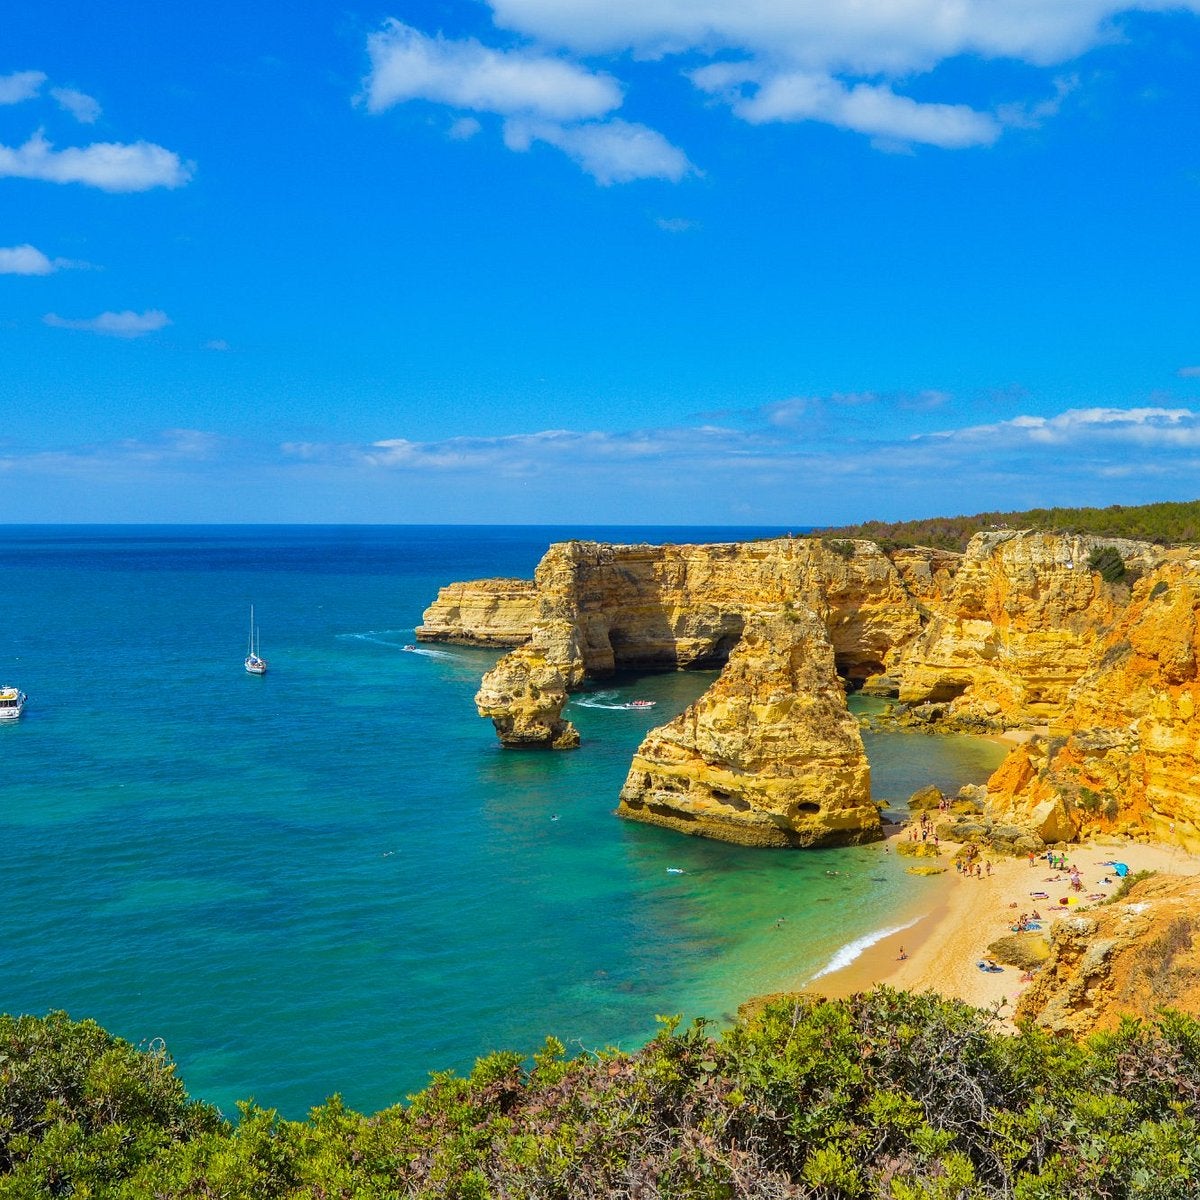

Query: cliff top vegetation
left=819, top=498, right=1200, bottom=552
left=7, top=994, right=1200, bottom=1198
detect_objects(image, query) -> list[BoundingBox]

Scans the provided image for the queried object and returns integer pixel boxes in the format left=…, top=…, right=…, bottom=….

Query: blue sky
left=3, top=1, right=1199, bottom=524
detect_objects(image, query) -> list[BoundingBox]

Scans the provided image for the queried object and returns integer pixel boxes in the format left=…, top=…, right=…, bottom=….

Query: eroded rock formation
left=417, top=578, right=538, bottom=646
left=1016, top=872, right=1200, bottom=1036
left=986, top=555, right=1200, bottom=850
left=617, top=607, right=876, bottom=847
left=898, top=531, right=1165, bottom=727
left=421, top=528, right=1200, bottom=850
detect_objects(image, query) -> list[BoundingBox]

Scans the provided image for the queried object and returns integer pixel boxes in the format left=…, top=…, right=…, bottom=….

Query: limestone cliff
left=417, top=578, right=538, bottom=646
left=899, top=531, right=1165, bottom=727
left=616, top=607, right=877, bottom=847
left=468, top=536, right=933, bottom=753
left=1016, top=873, right=1200, bottom=1037
left=421, top=528, right=1200, bottom=852
left=986, top=555, right=1200, bottom=850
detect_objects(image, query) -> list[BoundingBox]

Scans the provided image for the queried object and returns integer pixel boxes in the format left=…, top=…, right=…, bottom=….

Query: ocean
left=0, top=525, right=1006, bottom=1118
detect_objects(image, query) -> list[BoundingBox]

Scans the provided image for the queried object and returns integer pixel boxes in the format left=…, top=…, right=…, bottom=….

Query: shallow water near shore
left=0, top=526, right=1006, bottom=1117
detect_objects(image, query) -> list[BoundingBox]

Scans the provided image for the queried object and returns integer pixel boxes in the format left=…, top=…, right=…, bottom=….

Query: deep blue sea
left=0, top=526, right=1006, bottom=1118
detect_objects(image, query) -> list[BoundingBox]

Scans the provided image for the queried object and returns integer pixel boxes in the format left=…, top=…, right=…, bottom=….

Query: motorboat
left=627, top=699, right=656, bottom=709
left=0, top=686, right=26, bottom=720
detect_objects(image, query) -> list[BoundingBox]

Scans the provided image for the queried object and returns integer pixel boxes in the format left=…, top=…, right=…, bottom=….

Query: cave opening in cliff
left=835, top=656, right=885, bottom=690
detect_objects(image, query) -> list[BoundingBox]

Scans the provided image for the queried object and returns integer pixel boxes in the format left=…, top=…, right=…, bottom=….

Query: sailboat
left=244, top=605, right=268, bottom=675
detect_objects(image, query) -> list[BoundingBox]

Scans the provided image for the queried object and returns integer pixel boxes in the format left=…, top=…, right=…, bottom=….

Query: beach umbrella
left=1114, top=862, right=1129, bottom=877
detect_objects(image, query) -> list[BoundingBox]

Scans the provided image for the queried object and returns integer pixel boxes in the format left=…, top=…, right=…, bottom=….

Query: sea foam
left=809, top=915, right=923, bottom=982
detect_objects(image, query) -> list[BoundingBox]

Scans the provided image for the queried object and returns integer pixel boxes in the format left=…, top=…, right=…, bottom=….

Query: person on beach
left=897, top=946, right=908, bottom=960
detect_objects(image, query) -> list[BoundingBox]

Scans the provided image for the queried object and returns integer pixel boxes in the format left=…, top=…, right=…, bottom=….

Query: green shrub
left=1087, top=545, right=1128, bottom=583
left=11, top=998, right=1200, bottom=1197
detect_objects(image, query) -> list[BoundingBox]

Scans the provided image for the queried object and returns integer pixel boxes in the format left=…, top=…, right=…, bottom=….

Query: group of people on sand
left=909, top=812, right=939, bottom=847
left=1011, top=910, right=1041, bottom=932
left=956, top=842, right=992, bottom=877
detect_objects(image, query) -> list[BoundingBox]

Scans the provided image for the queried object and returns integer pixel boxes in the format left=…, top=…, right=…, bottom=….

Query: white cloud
left=656, top=216, right=698, bottom=233
left=0, top=131, right=192, bottom=192
left=481, top=0, right=1200, bottom=148
left=204, top=339, right=231, bottom=351
left=1179, top=366, right=1200, bottom=379
left=487, top=1, right=1199, bottom=73
left=925, top=406, right=1200, bottom=447
left=363, top=19, right=621, bottom=121
left=284, top=425, right=743, bottom=475
left=362, top=20, right=695, bottom=182
left=0, top=243, right=80, bottom=275
left=50, top=86, right=102, bottom=124
left=503, top=117, right=693, bottom=183
left=286, top=404, right=1200, bottom=491
left=0, top=71, right=45, bottom=105
left=44, top=309, right=171, bottom=338
left=691, top=64, right=1000, bottom=147
left=10, top=400, right=1200, bottom=521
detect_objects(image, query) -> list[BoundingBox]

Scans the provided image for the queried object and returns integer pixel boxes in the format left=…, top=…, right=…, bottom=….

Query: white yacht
left=244, top=606, right=268, bottom=675
left=0, top=686, right=26, bottom=720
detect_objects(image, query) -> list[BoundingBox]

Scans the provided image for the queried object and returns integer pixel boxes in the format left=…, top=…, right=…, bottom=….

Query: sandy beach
left=809, top=829, right=1200, bottom=1017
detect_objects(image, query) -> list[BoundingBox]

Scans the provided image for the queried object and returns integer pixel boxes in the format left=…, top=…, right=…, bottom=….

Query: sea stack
left=617, top=606, right=878, bottom=847
left=474, top=618, right=583, bottom=749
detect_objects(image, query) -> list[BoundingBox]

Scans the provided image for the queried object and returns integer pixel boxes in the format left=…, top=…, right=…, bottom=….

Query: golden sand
left=809, top=831, right=1200, bottom=1017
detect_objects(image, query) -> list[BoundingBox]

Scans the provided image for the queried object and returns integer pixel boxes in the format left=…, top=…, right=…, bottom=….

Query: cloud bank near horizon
left=8, top=401, right=1200, bottom=522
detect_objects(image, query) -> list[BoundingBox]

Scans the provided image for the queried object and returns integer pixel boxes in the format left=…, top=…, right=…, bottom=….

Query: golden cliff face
left=1016, top=873, right=1200, bottom=1037
left=986, top=556, right=1200, bottom=850
left=470, top=537, right=931, bottom=766
left=416, top=578, right=538, bottom=646
left=488, top=535, right=929, bottom=679
left=424, top=528, right=1200, bottom=851
left=617, top=607, right=877, bottom=847
left=899, top=531, right=1164, bottom=727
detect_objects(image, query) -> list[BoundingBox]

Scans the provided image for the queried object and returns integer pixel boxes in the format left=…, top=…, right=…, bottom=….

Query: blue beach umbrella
left=1114, top=862, right=1129, bottom=877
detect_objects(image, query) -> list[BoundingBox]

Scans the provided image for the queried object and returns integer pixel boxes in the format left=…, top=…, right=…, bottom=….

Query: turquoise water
left=0, top=526, right=1006, bottom=1118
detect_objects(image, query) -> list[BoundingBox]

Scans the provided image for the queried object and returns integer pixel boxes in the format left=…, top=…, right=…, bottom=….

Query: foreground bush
left=4, top=992, right=1200, bottom=1197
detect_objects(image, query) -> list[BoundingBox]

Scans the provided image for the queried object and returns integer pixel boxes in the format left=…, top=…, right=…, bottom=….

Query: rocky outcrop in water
left=420, top=528, right=1200, bottom=851
left=617, top=607, right=876, bottom=847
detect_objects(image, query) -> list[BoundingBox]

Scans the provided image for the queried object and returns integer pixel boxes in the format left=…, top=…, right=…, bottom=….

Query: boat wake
left=340, top=632, right=455, bottom=658
left=808, top=916, right=923, bottom=982
left=572, top=692, right=658, bottom=711
left=571, top=691, right=629, bottom=710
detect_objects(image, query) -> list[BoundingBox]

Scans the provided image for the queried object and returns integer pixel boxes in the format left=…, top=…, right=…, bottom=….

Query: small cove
left=0, top=525, right=1007, bottom=1117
